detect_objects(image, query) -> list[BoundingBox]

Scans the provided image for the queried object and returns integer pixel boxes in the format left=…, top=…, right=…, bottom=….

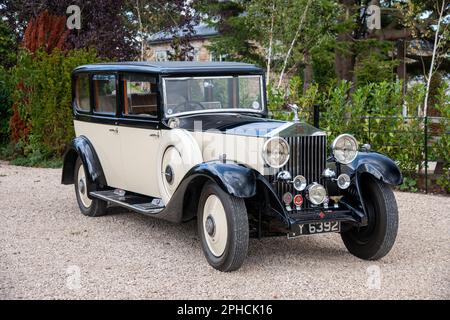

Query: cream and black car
left=62, top=62, right=402, bottom=271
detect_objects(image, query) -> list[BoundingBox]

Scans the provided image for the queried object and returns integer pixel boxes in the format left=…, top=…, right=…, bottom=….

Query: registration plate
left=288, top=221, right=340, bottom=238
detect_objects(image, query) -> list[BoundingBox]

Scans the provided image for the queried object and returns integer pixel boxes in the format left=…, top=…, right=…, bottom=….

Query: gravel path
left=0, top=161, right=448, bottom=300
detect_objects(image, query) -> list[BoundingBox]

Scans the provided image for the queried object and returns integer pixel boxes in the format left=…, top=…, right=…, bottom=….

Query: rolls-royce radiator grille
left=275, top=135, right=327, bottom=209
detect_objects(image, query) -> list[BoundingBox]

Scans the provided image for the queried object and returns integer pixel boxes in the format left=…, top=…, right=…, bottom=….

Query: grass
left=0, top=143, right=63, bottom=168
left=9, top=156, right=63, bottom=168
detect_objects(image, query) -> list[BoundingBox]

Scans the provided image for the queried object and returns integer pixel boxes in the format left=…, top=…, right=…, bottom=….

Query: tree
left=334, top=0, right=450, bottom=86
left=0, top=20, right=17, bottom=68
left=196, top=0, right=339, bottom=91
left=0, top=0, right=138, bottom=60
left=194, top=0, right=263, bottom=64
left=423, top=0, right=448, bottom=117
left=21, top=10, right=69, bottom=53
left=128, top=0, right=200, bottom=61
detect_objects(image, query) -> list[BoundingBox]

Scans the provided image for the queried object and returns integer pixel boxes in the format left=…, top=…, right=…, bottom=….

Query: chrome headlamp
left=262, top=137, right=290, bottom=169
left=331, top=134, right=358, bottom=164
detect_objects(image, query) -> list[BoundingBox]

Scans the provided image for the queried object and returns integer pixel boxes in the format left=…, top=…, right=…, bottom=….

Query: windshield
left=163, top=75, right=264, bottom=116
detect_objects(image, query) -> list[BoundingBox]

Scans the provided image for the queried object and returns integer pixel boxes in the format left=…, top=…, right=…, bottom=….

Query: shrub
left=0, top=67, right=12, bottom=145
left=269, top=80, right=446, bottom=192
left=429, top=82, right=450, bottom=192
left=10, top=48, right=103, bottom=160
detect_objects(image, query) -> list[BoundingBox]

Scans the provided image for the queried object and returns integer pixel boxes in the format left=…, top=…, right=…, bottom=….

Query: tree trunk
left=266, top=2, right=275, bottom=87
left=277, top=0, right=312, bottom=88
left=396, top=40, right=407, bottom=96
left=303, top=50, right=313, bottom=93
left=335, top=0, right=355, bottom=82
left=424, top=0, right=445, bottom=117
left=135, top=0, right=144, bottom=61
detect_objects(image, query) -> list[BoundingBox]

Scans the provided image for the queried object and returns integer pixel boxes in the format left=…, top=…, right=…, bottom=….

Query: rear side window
left=93, top=74, right=117, bottom=114
left=75, top=74, right=90, bottom=112
left=123, top=74, right=157, bottom=117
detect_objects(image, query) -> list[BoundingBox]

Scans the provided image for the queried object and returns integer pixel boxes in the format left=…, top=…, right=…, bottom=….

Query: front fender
left=61, top=136, right=107, bottom=188
left=186, top=161, right=257, bottom=198
left=347, top=152, right=403, bottom=185
left=155, top=161, right=257, bottom=223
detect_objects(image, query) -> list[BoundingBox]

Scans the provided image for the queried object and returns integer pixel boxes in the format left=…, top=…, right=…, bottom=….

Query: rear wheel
left=74, top=157, right=107, bottom=217
left=198, top=182, right=249, bottom=272
left=341, top=176, right=398, bottom=260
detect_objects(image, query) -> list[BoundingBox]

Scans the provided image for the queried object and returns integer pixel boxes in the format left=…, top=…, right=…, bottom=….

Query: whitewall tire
left=198, top=182, right=249, bottom=272
left=74, top=157, right=107, bottom=217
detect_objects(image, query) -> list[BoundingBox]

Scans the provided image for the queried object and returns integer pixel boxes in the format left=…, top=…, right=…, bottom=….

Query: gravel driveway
left=0, top=161, right=448, bottom=299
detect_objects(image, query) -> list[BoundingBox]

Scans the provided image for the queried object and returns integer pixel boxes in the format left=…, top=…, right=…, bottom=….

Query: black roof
left=73, top=61, right=263, bottom=75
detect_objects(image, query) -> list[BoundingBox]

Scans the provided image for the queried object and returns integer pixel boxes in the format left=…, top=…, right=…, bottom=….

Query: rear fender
left=61, top=136, right=107, bottom=191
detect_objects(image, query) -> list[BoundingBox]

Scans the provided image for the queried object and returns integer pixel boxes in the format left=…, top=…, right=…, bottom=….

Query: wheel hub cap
left=78, top=178, right=86, bottom=195
left=77, top=164, right=92, bottom=208
left=202, top=195, right=228, bottom=257
left=205, top=215, right=215, bottom=236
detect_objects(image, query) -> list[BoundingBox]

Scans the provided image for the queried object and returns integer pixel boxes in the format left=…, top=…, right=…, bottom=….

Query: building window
left=192, top=47, right=200, bottom=61
left=210, top=52, right=227, bottom=62
left=155, top=50, right=168, bottom=62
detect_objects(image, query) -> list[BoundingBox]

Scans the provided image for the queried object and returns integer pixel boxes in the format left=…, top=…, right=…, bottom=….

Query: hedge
left=9, top=49, right=103, bottom=161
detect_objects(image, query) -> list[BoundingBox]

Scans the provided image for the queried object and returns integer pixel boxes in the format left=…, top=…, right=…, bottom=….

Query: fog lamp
left=307, top=183, right=327, bottom=205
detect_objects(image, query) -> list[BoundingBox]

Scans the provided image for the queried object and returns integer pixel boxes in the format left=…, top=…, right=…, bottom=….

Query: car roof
left=73, top=61, right=263, bottom=75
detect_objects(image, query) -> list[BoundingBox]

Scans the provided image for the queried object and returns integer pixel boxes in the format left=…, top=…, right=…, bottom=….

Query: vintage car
left=62, top=62, right=402, bottom=271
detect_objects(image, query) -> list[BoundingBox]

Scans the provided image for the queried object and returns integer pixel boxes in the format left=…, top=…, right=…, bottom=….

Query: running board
left=90, top=190, right=165, bottom=215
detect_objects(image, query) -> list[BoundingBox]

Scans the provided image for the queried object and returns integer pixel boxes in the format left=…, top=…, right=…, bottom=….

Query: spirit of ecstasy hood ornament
left=288, top=104, right=300, bottom=123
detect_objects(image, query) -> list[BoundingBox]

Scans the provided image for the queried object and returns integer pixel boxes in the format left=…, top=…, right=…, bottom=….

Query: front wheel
left=341, top=176, right=398, bottom=260
left=198, top=182, right=249, bottom=272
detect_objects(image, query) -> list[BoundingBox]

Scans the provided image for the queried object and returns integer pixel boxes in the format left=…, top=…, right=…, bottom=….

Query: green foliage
left=200, top=0, right=340, bottom=81
left=404, top=83, right=425, bottom=116
left=9, top=48, right=103, bottom=161
left=0, top=66, right=13, bottom=145
left=0, top=20, right=17, bottom=68
left=429, top=82, right=450, bottom=192
left=269, top=80, right=447, bottom=192
left=399, top=176, right=418, bottom=193
left=355, top=52, right=398, bottom=84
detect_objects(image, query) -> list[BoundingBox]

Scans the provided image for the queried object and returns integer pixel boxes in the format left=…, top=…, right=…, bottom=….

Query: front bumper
left=266, top=199, right=368, bottom=236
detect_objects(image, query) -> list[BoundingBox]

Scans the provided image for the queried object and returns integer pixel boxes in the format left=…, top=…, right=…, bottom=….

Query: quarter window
left=75, top=74, right=90, bottom=112
left=93, top=74, right=117, bottom=114
left=123, top=75, right=158, bottom=117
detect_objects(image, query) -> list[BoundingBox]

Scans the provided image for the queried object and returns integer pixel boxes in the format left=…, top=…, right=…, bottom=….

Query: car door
left=118, top=73, right=161, bottom=197
left=76, top=73, right=125, bottom=189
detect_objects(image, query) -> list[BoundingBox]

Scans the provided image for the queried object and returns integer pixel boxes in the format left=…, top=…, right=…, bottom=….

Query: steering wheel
left=174, top=101, right=205, bottom=113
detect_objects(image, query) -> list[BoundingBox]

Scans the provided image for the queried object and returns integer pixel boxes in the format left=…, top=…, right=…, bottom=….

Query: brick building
left=146, top=23, right=223, bottom=62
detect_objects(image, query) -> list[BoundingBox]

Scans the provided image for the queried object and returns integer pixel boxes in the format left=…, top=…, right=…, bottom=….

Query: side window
left=93, top=74, right=117, bottom=114
left=123, top=74, right=157, bottom=118
left=75, top=74, right=90, bottom=112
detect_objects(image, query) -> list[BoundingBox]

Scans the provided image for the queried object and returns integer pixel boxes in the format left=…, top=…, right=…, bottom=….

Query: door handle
left=149, top=133, right=159, bottom=138
left=109, top=128, right=118, bottom=134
